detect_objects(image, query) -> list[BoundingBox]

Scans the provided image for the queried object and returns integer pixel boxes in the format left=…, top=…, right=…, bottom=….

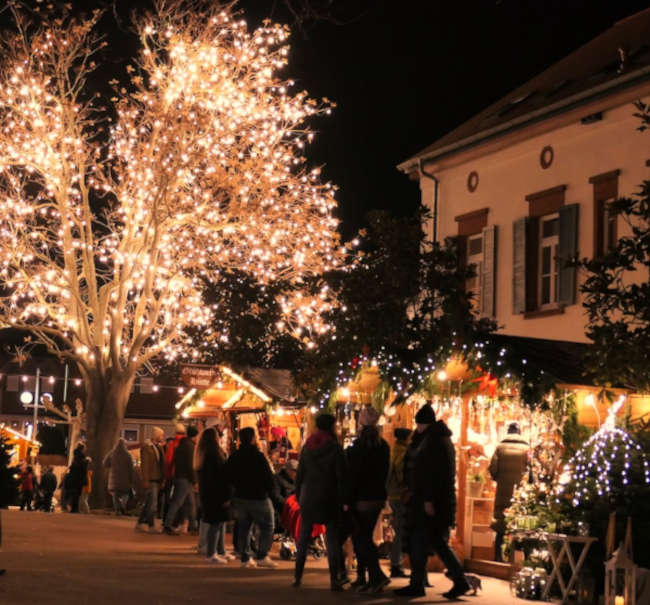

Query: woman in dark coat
left=346, top=406, right=390, bottom=593
left=67, top=445, right=88, bottom=513
left=196, top=428, right=232, bottom=563
left=293, top=413, right=348, bottom=591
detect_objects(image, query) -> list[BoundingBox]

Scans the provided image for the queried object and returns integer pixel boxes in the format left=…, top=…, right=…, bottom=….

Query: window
left=121, top=427, right=139, bottom=442
left=539, top=214, right=559, bottom=307
left=590, top=170, right=619, bottom=258
left=514, top=187, right=578, bottom=315
left=603, top=201, right=617, bottom=252
left=466, top=234, right=483, bottom=309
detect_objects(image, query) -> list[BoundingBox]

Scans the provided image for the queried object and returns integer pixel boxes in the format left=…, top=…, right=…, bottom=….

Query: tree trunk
left=84, top=373, right=133, bottom=510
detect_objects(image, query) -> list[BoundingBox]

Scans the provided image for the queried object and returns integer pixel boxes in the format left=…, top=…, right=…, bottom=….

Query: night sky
left=2, top=0, right=649, bottom=238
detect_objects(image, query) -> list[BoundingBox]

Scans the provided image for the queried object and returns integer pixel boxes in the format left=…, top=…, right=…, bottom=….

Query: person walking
left=136, top=426, right=166, bottom=532
left=293, top=413, right=348, bottom=591
left=79, top=459, right=93, bottom=514
left=489, top=422, right=529, bottom=561
left=40, top=466, right=57, bottom=512
left=395, top=404, right=470, bottom=600
left=196, top=427, right=232, bottom=564
left=346, top=406, right=390, bottom=593
left=103, top=438, right=135, bottom=515
left=19, top=465, right=34, bottom=511
left=164, top=425, right=199, bottom=535
left=387, top=427, right=411, bottom=578
left=68, top=444, right=89, bottom=513
left=225, top=427, right=277, bottom=569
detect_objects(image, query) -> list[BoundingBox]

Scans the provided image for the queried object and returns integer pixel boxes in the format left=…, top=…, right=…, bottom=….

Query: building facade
left=399, top=9, right=650, bottom=345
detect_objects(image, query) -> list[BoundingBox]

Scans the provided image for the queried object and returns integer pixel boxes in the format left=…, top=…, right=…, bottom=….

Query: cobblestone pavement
left=0, top=509, right=526, bottom=604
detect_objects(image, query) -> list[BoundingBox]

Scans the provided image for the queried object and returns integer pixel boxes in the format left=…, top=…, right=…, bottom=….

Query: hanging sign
left=180, top=364, right=220, bottom=389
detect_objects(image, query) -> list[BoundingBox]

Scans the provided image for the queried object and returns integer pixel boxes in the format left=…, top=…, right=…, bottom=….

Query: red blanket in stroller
left=281, top=494, right=326, bottom=542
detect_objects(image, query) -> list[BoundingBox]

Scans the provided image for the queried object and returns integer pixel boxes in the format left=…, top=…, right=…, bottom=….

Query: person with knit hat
left=293, top=413, right=348, bottom=591
left=395, top=404, right=470, bottom=600
left=164, top=425, right=199, bottom=535
left=136, top=426, right=166, bottom=532
left=345, top=405, right=390, bottom=593
left=387, top=427, right=411, bottom=578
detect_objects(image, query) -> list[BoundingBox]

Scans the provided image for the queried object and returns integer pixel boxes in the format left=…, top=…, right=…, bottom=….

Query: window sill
left=523, top=306, right=566, bottom=319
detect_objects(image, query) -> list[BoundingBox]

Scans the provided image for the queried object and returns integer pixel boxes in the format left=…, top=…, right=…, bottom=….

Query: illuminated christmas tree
left=557, top=398, right=650, bottom=568
left=559, top=398, right=650, bottom=508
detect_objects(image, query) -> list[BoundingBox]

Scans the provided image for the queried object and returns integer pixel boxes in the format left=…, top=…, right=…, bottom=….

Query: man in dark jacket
left=137, top=426, right=166, bottom=532
left=226, top=427, right=277, bottom=569
left=39, top=466, right=57, bottom=512
left=164, top=425, right=198, bottom=535
left=293, top=413, right=348, bottom=591
left=489, top=422, right=529, bottom=560
left=395, top=404, right=470, bottom=600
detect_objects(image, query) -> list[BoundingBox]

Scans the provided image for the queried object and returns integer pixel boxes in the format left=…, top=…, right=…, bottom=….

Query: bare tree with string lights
left=0, top=0, right=346, bottom=504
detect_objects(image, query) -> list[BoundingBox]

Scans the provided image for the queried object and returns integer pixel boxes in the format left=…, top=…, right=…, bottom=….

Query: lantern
left=605, top=521, right=636, bottom=605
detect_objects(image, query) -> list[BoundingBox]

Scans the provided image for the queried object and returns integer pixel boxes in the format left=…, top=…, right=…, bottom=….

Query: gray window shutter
left=512, top=218, right=527, bottom=314
left=558, top=203, right=579, bottom=306
left=481, top=225, right=497, bottom=317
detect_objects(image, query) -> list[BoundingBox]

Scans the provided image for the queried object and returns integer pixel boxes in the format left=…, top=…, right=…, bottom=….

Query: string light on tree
left=559, top=396, right=650, bottom=507
left=0, top=1, right=347, bottom=505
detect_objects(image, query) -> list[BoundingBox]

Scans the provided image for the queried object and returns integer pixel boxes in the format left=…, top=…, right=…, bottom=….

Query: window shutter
left=481, top=225, right=497, bottom=317
left=558, top=203, right=579, bottom=306
left=525, top=217, right=539, bottom=312
left=512, top=218, right=527, bottom=314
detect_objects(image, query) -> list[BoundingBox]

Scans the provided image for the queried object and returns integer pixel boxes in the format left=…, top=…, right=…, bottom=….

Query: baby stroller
left=278, top=494, right=327, bottom=561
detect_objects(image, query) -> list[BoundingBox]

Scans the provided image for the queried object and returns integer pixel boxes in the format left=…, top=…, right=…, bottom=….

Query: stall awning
left=176, top=365, right=272, bottom=418
left=485, top=333, right=593, bottom=386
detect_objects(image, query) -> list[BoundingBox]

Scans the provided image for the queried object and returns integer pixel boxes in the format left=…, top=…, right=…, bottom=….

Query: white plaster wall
left=420, top=97, right=649, bottom=343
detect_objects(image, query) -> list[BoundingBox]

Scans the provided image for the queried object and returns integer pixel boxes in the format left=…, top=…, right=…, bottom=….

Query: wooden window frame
left=589, top=170, right=620, bottom=258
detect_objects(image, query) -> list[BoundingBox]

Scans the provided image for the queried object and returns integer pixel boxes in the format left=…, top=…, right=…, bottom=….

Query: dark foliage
left=577, top=102, right=650, bottom=391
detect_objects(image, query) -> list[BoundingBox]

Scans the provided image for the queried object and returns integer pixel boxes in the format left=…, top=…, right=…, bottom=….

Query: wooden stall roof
left=177, top=365, right=272, bottom=418
left=0, top=423, right=41, bottom=448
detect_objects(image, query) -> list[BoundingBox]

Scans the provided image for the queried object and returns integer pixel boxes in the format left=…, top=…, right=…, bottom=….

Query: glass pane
left=542, top=218, right=559, bottom=238
left=607, top=216, right=616, bottom=251
left=468, top=236, right=482, bottom=256
left=541, top=276, right=550, bottom=305
left=542, top=246, right=551, bottom=275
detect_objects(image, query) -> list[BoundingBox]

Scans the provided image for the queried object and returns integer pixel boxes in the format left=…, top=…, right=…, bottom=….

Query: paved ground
left=0, top=509, right=522, bottom=605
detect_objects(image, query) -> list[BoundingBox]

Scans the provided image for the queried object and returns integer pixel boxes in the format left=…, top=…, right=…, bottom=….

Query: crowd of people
left=11, top=402, right=473, bottom=599
left=128, top=403, right=471, bottom=599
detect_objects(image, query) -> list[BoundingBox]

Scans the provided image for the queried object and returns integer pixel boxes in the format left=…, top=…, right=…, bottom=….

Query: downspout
left=418, top=158, right=439, bottom=243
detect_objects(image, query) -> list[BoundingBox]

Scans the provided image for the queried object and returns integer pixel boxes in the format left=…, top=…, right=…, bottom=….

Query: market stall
left=0, top=423, right=41, bottom=465
left=175, top=364, right=309, bottom=460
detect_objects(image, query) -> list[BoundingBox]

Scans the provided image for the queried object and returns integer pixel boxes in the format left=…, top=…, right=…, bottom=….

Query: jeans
left=206, top=522, right=226, bottom=558
left=164, top=478, right=197, bottom=531
left=20, top=490, right=33, bottom=511
left=112, top=490, right=129, bottom=515
left=234, top=497, right=274, bottom=562
left=295, top=516, right=341, bottom=584
left=409, top=513, right=464, bottom=589
left=68, top=489, right=81, bottom=513
left=79, top=492, right=90, bottom=514
left=198, top=520, right=226, bottom=555
left=138, top=481, right=161, bottom=527
left=43, top=492, right=53, bottom=512
left=389, top=500, right=405, bottom=567
left=352, top=506, right=387, bottom=585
